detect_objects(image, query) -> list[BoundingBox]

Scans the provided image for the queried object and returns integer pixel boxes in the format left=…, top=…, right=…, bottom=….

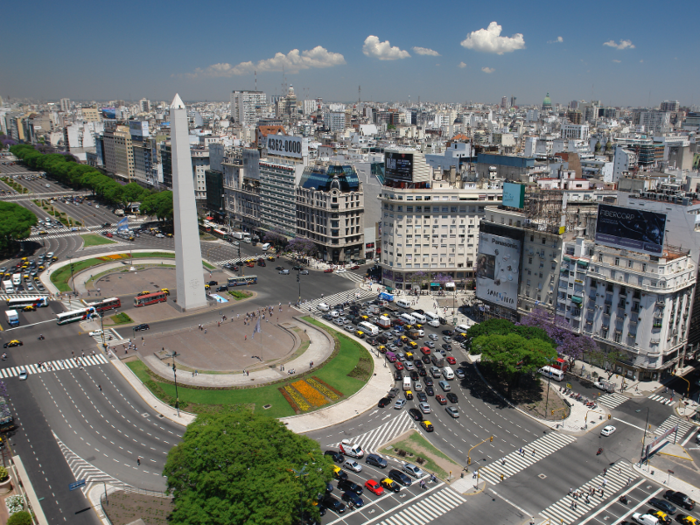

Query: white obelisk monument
left=170, top=93, right=207, bottom=311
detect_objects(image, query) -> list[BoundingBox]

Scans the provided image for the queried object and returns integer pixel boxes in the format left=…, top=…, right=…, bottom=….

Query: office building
left=325, top=111, right=346, bottom=133
left=230, top=90, right=266, bottom=126
left=561, top=123, right=590, bottom=142
left=660, top=100, right=680, bottom=112
left=139, top=98, right=151, bottom=112
left=633, top=111, right=671, bottom=134
left=103, top=122, right=134, bottom=181
left=60, top=98, right=70, bottom=112
left=223, top=149, right=261, bottom=235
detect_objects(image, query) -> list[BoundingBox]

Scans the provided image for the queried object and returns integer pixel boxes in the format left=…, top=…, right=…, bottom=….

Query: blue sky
left=2, top=0, right=698, bottom=107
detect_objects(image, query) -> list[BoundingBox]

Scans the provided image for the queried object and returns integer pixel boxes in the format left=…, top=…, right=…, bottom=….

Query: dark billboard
left=385, top=152, right=413, bottom=182
left=595, top=204, right=667, bottom=255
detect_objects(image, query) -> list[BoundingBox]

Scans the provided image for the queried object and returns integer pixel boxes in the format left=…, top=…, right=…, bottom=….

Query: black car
left=414, top=360, right=424, bottom=369
left=323, top=314, right=334, bottom=321
left=365, top=454, right=388, bottom=468
left=425, top=385, right=434, bottom=396
left=378, top=397, right=391, bottom=408
left=275, top=266, right=285, bottom=271
left=102, top=222, right=111, bottom=227
left=341, top=491, right=364, bottom=508
left=377, top=335, right=388, bottom=344
left=408, top=408, right=423, bottom=421
left=322, top=495, right=346, bottom=514
left=367, top=338, right=378, bottom=346
left=424, top=377, right=433, bottom=387
left=388, top=387, right=400, bottom=398
left=414, top=309, right=424, bottom=314
left=326, top=482, right=334, bottom=493
left=442, top=329, right=454, bottom=336
left=410, top=371, right=419, bottom=381
left=134, top=324, right=150, bottom=332
left=207, top=280, right=218, bottom=286
left=417, top=392, right=427, bottom=402
left=418, top=369, right=427, bottom=377
left=216, top=285, right=228, bottom=292
left=439, top=317, right=447, bottom=325
left=422, top=355, right=431, bottom=364
left=442, top=343, right=452, bottom=351
left=337, top=479, right=363, bottom=495
left=292, top=265, right=304, bottom=271
left=324, top=450, right=344, bottom=463
left=446, top=393, right=458, bottom=403
left=648, top=498, right=676, bottom=515
left=394, top=370, right=403, bottom=381
left=388, top=469, right=412, bottom=487
left=664, top=490, right=694, bottom=510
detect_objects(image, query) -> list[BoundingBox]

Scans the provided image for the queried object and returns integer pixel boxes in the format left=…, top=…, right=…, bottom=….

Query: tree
left=163, top=410, right=332, bottom=525
left=287, top=237, right=316, bottom=255
left=120, top=182, right=149, bottom=209
left=465, top=318, right=553, bottom=352
left=473, top=333, right=557, bottom=397
left=406, top=271, right=430, bottom=291
left=140, top=191, right=173, bottom=221
left=264, top=229, right=288, bottom=251
left=0, top=202, right=37, bottom=252
left=7, top=511, right=32, bottom=525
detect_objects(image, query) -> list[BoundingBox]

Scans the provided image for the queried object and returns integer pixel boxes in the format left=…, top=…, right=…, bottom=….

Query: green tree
left=163, top=410, right=332, bottom=525
left=473, top=333, right=557, bottom=397
left=7, top=511, right=32, bottom=525
left=465, top=318, right=553, bottom=352
left=140, top=190, right=173, bottom=220
left=120, top=182, right=149, bottom=208
left=0, top=202, right=37, bottom=252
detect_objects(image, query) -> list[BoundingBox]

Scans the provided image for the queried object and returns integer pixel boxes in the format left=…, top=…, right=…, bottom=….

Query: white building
left=325, top=112, right=346, bottom=133
left=561, top=123, right=590, bottom=142
left=230, top=90, right=267, bottom=126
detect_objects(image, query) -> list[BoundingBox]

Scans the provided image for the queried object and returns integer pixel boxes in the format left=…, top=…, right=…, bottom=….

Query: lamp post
left=297, top=269, right=301, bottom=306
left=543, top=356, right=555, bottom=420
left=170, top=352, right=180, bottom=417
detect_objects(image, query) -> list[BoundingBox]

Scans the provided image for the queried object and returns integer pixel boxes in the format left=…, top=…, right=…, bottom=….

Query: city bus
left=133, top=291, right=168, bottom=307
left=56, top=307, right=97, bottom=325
left=7, top=296, right=49, bottom=309
left=227, top=275, right=258, bottom=287
left=86, top=297, right=121, bottom=313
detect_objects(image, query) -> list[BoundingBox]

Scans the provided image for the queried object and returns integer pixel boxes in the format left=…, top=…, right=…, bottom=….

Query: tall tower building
left=230, top=90, right=266, bottom=126
left=60, top=98, right=71, bottom=112
left=170, top=94, right=207, bottom=311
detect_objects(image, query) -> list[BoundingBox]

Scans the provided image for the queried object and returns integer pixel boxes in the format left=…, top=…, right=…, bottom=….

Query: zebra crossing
left=0, top=353, right=109, bottom=378
left=0, top=293, right=48, bottom=301
left=595, top=392, right=629, bottom=410
left=55, top=432, right=121, bottom=492
left=215, top=256, right=248, bottom=267
left=297, top=288, right=376, bottom=313
left=648, top=393, right=675, bottom=406
left=654, top=415, right=694, bottom=439
left=475, top=432, right=576, bottom=486
left=375, top=488, right=466, bottom=525
left=336, top=271, right=365, bottom=284
left=329, top=411, right=415, bottom=454
left=28, top=227, right=113, bottom=241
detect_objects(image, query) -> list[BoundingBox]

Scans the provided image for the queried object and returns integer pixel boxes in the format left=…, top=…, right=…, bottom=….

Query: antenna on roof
left=358, top=85, right=361, bottom=104
left=254, top=70, right=257, bottom=91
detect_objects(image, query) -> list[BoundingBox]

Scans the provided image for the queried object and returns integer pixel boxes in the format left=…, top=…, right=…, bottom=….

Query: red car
left=324, top=268, right=334, bottom=273
left=350, top=265, right=360, bottom=270
left=364, top=479, right=384, bottom=496
left=394, top=362, right=404, bottom=370
left=105, top=232, right=113, bottom=238
left=436, top=395, right=447, bottom=405
left=420, top=346, right=431, bottom=355
left=446, top=356, right=456, bottom=365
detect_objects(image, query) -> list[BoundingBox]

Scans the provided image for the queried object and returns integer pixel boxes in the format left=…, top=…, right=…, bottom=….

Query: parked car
left=365, top=454, right=388, bottom=469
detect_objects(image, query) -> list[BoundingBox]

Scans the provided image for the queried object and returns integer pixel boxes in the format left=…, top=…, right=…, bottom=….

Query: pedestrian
left=603, top=468, right=607, bottom=476
left=137, top=457, right=141, bottom=466
left=99, top=385, right=102, bottom=391
left=501, top=458, right=506, bottom=466
left=195, top=370, right=198, bottom=376
left=532, top=448, right=536, bottom=456
left=245, top=335, right=247, bottom=340
left=626, top=476, right=631, bottom=486
left=192, top=371, right=195, bottom=377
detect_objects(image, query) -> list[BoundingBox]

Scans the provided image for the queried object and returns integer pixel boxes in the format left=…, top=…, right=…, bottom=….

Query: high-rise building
left=501, top=96, right=508, bottom=109
left=60, top=98, right=71, bottom=112
left=510, top=96, right=517, bottom=108
left=660, top=100, right=680, bottom=112
left=567, top=110, right=582, bottom=125
left=82, top=107, right=100, bottom=122
left=561, top=123, right=589, bottom=141
left=102, top=122, right=134, bottom=181
left=633, top=111, right=671, bottom=134
left=230, top=90, right=266, bottom=126
left=139, top=98, right=151, bottom=112
left=325, top=111, right=346, bottom=133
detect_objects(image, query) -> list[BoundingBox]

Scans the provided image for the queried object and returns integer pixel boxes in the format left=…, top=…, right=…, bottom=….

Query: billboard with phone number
left=595, top=204, right=667, bottom=255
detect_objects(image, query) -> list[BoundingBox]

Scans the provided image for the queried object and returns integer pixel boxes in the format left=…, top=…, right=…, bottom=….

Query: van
left=261, top=243, right=271, bottom=251
left=317, top=302, right=330, bottom=312
left=425, top=312, right=440, bottom=323
left=412, top=312, right=427, bottom=324
left=442, top=366, right=455, bottom=380
left=386, top=352, right=397, bottom=363
left=538, top=366, right=565, bottom=382
left=396, top=299, right=411, bottom=309
left=456, top=324, right=470, bottom=334
left=399, top=313, right=416, bottom=325
left=403, top=377, right=411, bottom=391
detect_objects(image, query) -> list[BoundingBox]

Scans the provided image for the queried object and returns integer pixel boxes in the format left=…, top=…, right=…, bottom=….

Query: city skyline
left=1, top=0, right=698, bottom=107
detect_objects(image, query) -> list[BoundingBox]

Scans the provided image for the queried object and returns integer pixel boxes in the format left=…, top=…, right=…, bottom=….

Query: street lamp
left=170, top=352, right=180, bottom=417
left=297, top=269, right=301, bottom=306
left=543, top=356, right=555, bottom=420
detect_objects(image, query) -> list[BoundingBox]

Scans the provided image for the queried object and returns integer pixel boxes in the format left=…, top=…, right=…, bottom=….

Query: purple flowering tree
left=519, top=307, right=598, bottom=366
left=287, top=237, right=316, bottom=256
left=263, top=228, right=288, bottom=251
left=407, top=271, right=430, bottom=291
left=433, top=273, right=454, bottom=289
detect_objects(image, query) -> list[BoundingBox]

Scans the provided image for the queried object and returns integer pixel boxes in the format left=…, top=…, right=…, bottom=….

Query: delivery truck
left=4, top=310, right=19, bottom=327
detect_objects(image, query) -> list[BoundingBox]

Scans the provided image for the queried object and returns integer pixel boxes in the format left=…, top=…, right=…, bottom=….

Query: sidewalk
left=634, top=460, right=700, bottom=500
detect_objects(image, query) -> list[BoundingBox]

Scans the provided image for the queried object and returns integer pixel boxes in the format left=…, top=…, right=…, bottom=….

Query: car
left=442, top=343, right=452, bottom=351
left=381, top=478, right=401, bottom=493
left=402, top=463, right=425, bottom=479
left=393, top=370, right=403, bottom=381
left=404, top=361, right=415, bottom=371
left=22, top=305, right=36, bottom=312
left=389, top=469, right=412, bottom=487
left=325, top=450, right=344, bottom=463
left=364, top=479, right=384, bottom=496
left=424, top=377, right=433, bottom=387
left=421, top=420, right=434, bottom=432
left=3, top=340, right=22, bottom=348
left=324, top=268, right=334, bottom=273
left=326, top=482, right=334, bottom=494
left=446, top=406, right=460, bottom=418
left=300, top=269, right=310, bottom=275
left=408, top=408, right=423, bottom=421
left=631, top=513, right=660, bottom=525
left=409, top=371, right=419, bottom=381
left=419, top=402, right=431, bottom=414
left=394, top=399, right=407, bottom=410
left=417, top=392, right=428, bottom=403
left=446, top=356, right=457, bottom=365
left=103, top=222, right=111, bottom=227
left=436, top=394, right=447, bottom=405
left=665, top=490, right=694, bottom=510
left=332, top=465, right=348, bottom=480
left=430, top=366, right=442, bottom=378
left=648, top=498, right=676, bottom=515
left=279, top=269, right=290, bottom=275
left=88, top=330, right=104, bottom=337
left=455, top=368, right=466, bottom=380
left=645, top=510, right=672, bottom=524
left=344, top=459, right=362, bottom=473
left=137, top=290, right=152, bottom=297
left=322, top=495, right=346, bottom=514
left=134, top=323, right=150, bottom=332
left=338, top=479, right=363, bottom=495
left=425, top=385, right=434, bottom=396
left=350, top=265, right=360, bottom=270
left=275, top=266, right=285, bottom=271
left=292, top=265, right=303, bottom=271
left=600, top=425, right=616, bottom=436
left=365, top=454, right=388, bottom=469
left=446, top=393, right=458, bottom=403
left=394, top=362, right=404, bottom=371
left=341, top=491, right=364, bottom=507
left=442, top=329, right=454, bottom=336
left=378, top=397, right=391, bottom=408
left=675, top=514, right=698, bottom=524
left=438, top=380, right=451, bottom=392
left=18, top=369, right=27, bottom=381
left=421, top=355, right=431, bottom=364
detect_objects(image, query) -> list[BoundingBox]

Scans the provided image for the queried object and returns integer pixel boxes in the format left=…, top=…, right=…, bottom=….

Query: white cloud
left=187, top=46, right=345, bottom=78
left=640, top=59, right=644, bottom=63
left=481, top=67, right=495, bottom=74
left=612, top=59, right=621, bottom=63
left=603, top=39, right=635, bottom=50
left=547, top=36, right=563, bottom=44
left=413, top=46, right=440, bottom=56
left=461, top=22, right=525, bottom=54
left=458, top=62, right=467, bottom=68
left=363, top=35, right=410, bottom=60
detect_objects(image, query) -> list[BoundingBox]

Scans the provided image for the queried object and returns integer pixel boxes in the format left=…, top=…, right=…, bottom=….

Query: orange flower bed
left=306, top=378, right=340, bottom=401
left=279, top=387, right=301, bottom=414
left=283, top=385, right=311, bottom=411
left=291, top=380, right=328, bottom=408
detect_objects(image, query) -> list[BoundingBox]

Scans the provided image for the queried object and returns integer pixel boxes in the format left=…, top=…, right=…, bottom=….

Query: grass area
left=381, top=431, right=460, bottom=480
left=228, top=290, right=252, bottom=300
left=203, top=261, right=215, bottom=270
left=126, top=318, right=374, bottom=418
left=80, top=234, right=116, bottom=247
left=110, top=312, right=133, bottom=324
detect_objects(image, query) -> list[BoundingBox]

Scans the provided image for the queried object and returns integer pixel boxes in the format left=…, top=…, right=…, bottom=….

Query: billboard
left=266, top=134, right=307, bottom=159
left=595, top=204, right=667, bottom=255
left=385, top=152, right=414, bottom=182
left=476, top=232, right=521, bottom=310
left=502, top=182, right=525, bottom=209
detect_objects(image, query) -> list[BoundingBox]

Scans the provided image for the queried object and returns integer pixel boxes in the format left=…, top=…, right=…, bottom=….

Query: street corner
left=450, top=476, right=487, bottom=496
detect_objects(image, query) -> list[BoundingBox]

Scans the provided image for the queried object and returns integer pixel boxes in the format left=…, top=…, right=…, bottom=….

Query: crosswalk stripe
left=296, top=288, right=376, bottom=314
left=648, top=394, right=674, bottom=406
left=0, top=370, right=7, bottom=378
left=595, top=392, right=628, bottom=410
left=380, top=488, right=465, bottom=525
left=329, top=411, right=415, bottom=455
left=27, top=364, right=38, bottom=374
left=0, top=354, right=109, bottom=378
left=336, top=272, right=365, bottom=284
left=654, top=415, right=694, bottom=439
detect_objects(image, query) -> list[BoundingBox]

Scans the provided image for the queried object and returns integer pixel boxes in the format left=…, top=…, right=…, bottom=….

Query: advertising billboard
left=476, top=232, right=521, bottom=310
left=385, top=152, right=414, bottom=182
left=266, top=134, right=307, bottom=159
left=502, top=182, right=525, bottom=209
left=595, top=204, right=667, bottom=255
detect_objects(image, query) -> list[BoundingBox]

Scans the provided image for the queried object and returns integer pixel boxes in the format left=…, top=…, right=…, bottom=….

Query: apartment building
left=230, top=90, right=266, bottom=126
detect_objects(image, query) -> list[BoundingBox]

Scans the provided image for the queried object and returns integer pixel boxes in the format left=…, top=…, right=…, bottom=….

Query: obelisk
left=170, top=93, right=207, bottom=311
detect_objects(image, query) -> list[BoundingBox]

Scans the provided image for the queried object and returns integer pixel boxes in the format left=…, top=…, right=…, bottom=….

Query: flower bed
left=5, top=494, right=24, bottom=514
left=282, top=385, right=310, bottom=411
left=279, top=387, right=300, bottom=414
left=307, top=377, right=341, bottom=401
left=291, top=380, right=329, bottom=408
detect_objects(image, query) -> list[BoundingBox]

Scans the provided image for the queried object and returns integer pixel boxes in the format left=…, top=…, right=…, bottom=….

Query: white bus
left=358, top=321, right=379, bottom=336
left=56, top=307, right=97, bottom=325
left=538, top=366, right=565, bottom=382
left=7, top=297, right=49, bottom=309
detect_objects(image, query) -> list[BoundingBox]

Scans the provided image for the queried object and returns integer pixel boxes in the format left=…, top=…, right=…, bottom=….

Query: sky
left=2, top=0, right=699, bottom=107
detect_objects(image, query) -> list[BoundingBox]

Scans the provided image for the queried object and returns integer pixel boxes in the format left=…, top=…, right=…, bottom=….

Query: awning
left=571, top=295, right=583, bottom=304
left=577, top=260, right=589, bottom=268
left=563, top=256, right=571, bottom=262
left=206, top=216, right=214, bottom=220
left=430, top=282, right=439, bottom=287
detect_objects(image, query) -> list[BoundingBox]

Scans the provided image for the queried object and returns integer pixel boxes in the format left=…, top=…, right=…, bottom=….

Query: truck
left=407, top=329, right=421, bottom=340
left=367, top=304, right=380, bottom=315
left=378, top=292, right=394, bottom=303
left=376, top=315, right=392, bottom=329
left=431, top=355, right=445, bottom=368
left=114, top=209, right=125, bottom=216
left=232, top=231, right=251, bottom=241
left=4, top=310, right=19, bottom=327
left=12, top=274, right=21, bottom=286
left=2, top=280, right=14, bottom=294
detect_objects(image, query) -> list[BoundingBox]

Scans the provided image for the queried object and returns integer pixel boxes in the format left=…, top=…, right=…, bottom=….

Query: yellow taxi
left=20, top=257, right=27, bottom=262
left=204, top=284, right=210, bottom=290
left=267, top=256, right=275, bottom=261
left=378, top=345, right=387, bottom=354
left=332, top=465, right=347, bottom=480
left=405, top=351, right=414, bottom=360
left=161, top=288, right=170, bottom=295
left=52, top=256, right=58, bottom=261
left=407, top=341, right=418, bottom=349
left=421, top=420, right=435, bottom=432
left=405, top=390, right=413, bottom=400
left=404, top=324, right=413, bottom=331
left=3, top=340, right=23, bottom=348
left=38, top=231, right=48, bottom=235
left=415, top=323, right=423, bottom=330
left=137, top=290, right=152, bottom=297
left=381, top=478, right=400, bottom=493
left=360, top=315, right=369, bottom=322
left=3, top=273, right=10, bottom=279
left=677, top=515, right=697, bottom=525
left=23, top=274, right=30, bottom=280
left=648, top=510, right=671, bottom=524
left=22, top=305, right=36, bottom=312
left=399, top=335, right=409, bottom=344
left=33, top=276, right=40, bottom=281
left=38, top=266, right=44, bottom=271
left=355, top=330, right=365, bottom=339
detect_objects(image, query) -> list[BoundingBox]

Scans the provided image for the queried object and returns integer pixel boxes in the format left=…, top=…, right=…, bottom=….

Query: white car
left=335, top=268, right=347, bottom=273
left=419, top=402, right=431, bottom=414
left=402, top=463, right=425, bottom=478
left=317, top=302, right=330, bottom=312
left=344, top=459, right=362, bottom=473
left=600, top=425, right=616, bottom=437
left=329, top=310, right=340, bottom=318
left=18, top=369, right=28, bottom=381
left=89, top=330, right=104, bottom=337
left=428, top=334, right=439, bottom=341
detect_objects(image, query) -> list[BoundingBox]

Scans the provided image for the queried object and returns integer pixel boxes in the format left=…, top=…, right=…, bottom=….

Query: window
left=628, top=260, right=633, bottom=268
left=614, top=258, right=620, bottom=266
left=598, top=254, right=603, bottom=262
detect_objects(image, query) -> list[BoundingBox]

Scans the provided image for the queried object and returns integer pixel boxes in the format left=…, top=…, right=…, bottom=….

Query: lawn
left=126, top=318, right=374, bottom=418
left=110, top=312, right=133, bottom=325
left=381, top=431, right=461, bottom=480
left=80, top=234, right=116, bottom=247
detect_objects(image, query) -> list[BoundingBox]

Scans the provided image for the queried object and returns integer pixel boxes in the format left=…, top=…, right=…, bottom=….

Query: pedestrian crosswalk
left=595, top=392, right=629, bottom=410
left=376, top=488, right=466, bottom=525
left=0, top=353, right=108, bottom=378
left=329, top=411, right=415, bottom=454
left=540, top=462, right=636, bottom=525
left=648, top=393, right=675, bottom=406
left=54, top=432, right=121, bottom=492
left=336, top=271, right=365, bottom=284
left=654, top=415, right=694, bottom=439
left=475, top=432, right=576, bottom=486
left=297, top=288, right=377, bottom=313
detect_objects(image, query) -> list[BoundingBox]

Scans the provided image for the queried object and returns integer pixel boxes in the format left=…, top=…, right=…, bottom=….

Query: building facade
left=230, top=90, right=266, bottom=126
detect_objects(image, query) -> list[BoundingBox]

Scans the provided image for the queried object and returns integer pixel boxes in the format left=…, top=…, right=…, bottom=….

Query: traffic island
left=381, top=430, right=463, bottom=481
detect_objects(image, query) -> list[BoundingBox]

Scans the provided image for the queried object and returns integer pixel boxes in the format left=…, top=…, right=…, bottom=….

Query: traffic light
left=500, top=474, right=504, bottom=481
left=551, top=410, right=555, bottom=415
left=490, top=436, right=493, bottom=442
left=608, top=414, right=612, bottom=420
left=467, top=457, right=471, bottom=465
